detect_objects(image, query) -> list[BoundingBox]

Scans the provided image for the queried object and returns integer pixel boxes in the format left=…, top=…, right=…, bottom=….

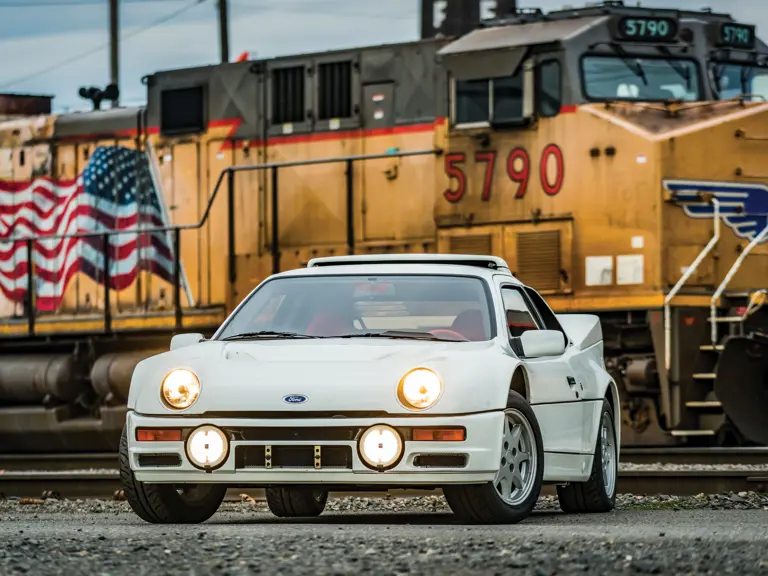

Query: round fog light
left=186, top=425, right=229, bottom=470
left=359, top=424, right=403, bottom=470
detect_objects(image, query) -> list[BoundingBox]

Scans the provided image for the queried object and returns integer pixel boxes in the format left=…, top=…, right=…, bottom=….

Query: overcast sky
left=0, top=0, right=764, bottom=112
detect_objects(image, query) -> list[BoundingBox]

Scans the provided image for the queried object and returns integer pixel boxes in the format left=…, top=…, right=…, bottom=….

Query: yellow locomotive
left=0, top=1, right=766, bottom=454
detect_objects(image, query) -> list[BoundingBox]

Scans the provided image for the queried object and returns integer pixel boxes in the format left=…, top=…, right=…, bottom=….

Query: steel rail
left=2, top=449, right=767, bottom=500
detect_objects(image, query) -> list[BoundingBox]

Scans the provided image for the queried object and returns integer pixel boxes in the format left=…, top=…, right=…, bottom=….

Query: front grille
left=412, top=454, right=467, bottom=468
left=203, top=411, right=390, bottom=419
left=226, top=427, right=362, bottom=442
left=138, top=453, right=182, bottom=468
left=235, top=445, right=353, bottom=470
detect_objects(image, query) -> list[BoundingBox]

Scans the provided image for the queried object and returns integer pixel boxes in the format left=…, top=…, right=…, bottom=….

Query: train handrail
left=2, top=148, right=440, bottom=244
left=710, top=222, right=768, bottom=344
left=664, top=199, right=720, bottom=370
left=4, top=147, right=441, bottom=337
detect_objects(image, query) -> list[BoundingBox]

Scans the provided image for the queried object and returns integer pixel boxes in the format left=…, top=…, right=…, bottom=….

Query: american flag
left=0, top=145, right=176, bottom=312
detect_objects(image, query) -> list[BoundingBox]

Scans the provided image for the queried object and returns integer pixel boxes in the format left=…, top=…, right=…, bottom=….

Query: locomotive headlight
left=397, top=368, right=442, bottom=410
left=359, top=424, right=403, bottom=470
left=186, top=425, right=229, bottom=470
left=161, top=369, right=200, bottom=410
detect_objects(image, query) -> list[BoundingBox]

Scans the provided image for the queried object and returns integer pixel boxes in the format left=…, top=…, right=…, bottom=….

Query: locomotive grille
left=448, top=234, right=492, bottom=255
left=318, top=61, right=352, bottom=120
left=272, top=66, right=305, bottom=124
left=516, top=230, right=561, bottom=291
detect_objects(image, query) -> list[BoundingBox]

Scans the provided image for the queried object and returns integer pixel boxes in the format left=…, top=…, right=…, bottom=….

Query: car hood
left=128, top=339, right=517, bottom=416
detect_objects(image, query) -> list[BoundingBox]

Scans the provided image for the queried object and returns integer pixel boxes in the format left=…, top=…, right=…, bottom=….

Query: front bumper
left=126, top=410, right=504, bottom=485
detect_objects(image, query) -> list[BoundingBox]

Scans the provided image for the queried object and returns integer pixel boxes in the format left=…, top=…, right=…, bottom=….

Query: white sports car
left=120, top=254, right=620, bottom=524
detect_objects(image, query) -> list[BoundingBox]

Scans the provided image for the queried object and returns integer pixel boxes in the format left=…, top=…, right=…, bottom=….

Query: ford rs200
left=120, top=254, right=620, bottom=524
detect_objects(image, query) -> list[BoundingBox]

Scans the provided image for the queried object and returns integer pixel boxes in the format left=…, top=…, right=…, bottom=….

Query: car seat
left=305, top=312, right=351, bottom=337
left=450, top=309, right=486, bottom=341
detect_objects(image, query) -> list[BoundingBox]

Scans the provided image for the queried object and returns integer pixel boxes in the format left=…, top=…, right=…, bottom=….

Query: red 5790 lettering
left=443, top=145, right=564, bottom=203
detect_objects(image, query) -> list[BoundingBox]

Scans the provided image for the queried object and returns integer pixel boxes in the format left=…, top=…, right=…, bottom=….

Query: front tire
left=119, top=425, right=226, bottom=524
left=556, top=398, right=617, bottom=513
left=443, top=391, right=544, bottom=524
left=265, top=487, right=329, bottom=517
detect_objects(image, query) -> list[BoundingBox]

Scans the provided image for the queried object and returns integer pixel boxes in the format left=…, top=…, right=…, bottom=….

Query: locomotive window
left=455, top=79, right=490, bottom=124
left=493, top=74, right=523, bottom=121
left=711, top=63, right=768, bottom=101
left=318, top=61, right=352, bottom=120
left=582, top=56, right=701, bottom=102
left=537, top=60, right=562, bottom=117
left=272, top=66, right=305, bottom=125
left=160, top=86, right=205, bottom=136
left=453, top=70, right=524, bottom=125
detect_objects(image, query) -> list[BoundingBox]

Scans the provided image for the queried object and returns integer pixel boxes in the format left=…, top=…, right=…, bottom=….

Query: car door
left=497, top=282, right=584, bottom=454
left=521, top=285, right=598, bottom=455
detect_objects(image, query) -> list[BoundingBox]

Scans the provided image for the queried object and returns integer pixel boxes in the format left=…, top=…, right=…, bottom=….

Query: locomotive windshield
left=710, top=63, right=768, bottom=101
left=582, top=55, right=701, bottom=102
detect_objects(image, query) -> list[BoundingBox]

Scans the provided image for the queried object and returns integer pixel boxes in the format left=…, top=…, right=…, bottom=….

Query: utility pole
left=218, top=0, right=230, bottom=63
left=109, top=0, right=119, bottom=107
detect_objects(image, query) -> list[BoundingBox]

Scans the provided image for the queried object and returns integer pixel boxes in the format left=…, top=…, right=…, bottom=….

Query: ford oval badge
left=283, top=394, right=308, bottom=404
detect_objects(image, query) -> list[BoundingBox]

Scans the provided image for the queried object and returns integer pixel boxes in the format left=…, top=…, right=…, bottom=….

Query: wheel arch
left=509, top=365, right=530, bottom=402
left=605, top=377, right=621, bottom=457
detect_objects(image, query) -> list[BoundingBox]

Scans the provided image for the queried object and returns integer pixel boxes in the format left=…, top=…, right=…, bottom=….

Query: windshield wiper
left=221, top=331, right=318, bottom=341
left=656, top=46, right=691, bottom=91
left=331, top=330, right=468, bottom=342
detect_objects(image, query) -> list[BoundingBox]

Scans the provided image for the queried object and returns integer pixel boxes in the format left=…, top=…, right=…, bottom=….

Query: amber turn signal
left=136, top=428, right=182, bottom=442
left=412, top=428, right=465, bottom=441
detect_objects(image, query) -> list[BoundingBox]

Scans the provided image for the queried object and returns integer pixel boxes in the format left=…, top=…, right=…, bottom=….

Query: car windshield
left=582, top=55, right=701, bottom=101
left=215, top=274, right=495, bottom=342
left=710, top=63, right=768, bottom=101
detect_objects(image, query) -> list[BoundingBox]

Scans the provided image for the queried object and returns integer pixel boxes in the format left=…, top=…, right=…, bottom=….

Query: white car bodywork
left=125, top=254, right=620, bottom=487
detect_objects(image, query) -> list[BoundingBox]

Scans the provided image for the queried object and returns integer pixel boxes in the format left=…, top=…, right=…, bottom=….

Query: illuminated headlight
left=185, top=425, right=229, bottom=470
left=397, top=368, right=442, bottom=410
left=161, top=369, right=200, bottom=410
left=359, top=425, right=403, bottom=470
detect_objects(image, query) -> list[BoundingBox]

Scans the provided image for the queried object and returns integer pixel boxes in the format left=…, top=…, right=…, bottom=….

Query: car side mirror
left=517, top=330, right=566, bottom=358
left=170, top=333, right=204, bottom=351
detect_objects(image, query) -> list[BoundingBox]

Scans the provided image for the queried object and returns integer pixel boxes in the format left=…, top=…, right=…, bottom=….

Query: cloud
left=0, top=0, right=416, bottom=111
left=0, top=0, right=764, bottom=112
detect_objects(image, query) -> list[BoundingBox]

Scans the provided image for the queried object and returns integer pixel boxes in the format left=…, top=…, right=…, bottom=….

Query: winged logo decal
left=662, top=179, right=768, bottom=244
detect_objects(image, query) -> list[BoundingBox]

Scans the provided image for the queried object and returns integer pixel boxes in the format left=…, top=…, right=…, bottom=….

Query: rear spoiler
left=555, top=314, right=603, bottom=351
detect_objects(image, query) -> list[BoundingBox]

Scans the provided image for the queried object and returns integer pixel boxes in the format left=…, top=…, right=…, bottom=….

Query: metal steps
left=685, top=400, right=722, bottom=409
left=670, top=429, right=716, bottom=437
left=699, top=344, right=724, bottom=351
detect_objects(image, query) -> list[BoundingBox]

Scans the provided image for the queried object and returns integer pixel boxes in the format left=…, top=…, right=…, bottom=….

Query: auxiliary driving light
left=161, top=368, right=200, bottom=410
left=185, top=425, right=229, bottom=470
left=397, top=368, right=442, bottom=410
left=359, top=424, right=403, bottom=470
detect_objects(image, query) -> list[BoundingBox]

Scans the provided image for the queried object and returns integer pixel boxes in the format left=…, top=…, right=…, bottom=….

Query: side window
left=523, top=287, right=568, bottom=346
left=501, top=287, right=540, bottom=338
left=453, top=69, right=524, bottom=126
left=537, top=60, right=561, bottom=118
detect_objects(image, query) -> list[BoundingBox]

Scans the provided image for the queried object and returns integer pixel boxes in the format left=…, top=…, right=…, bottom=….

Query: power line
left=0, top=0, right=211, bottom=90
left=0, top=0, right=183, bottom=6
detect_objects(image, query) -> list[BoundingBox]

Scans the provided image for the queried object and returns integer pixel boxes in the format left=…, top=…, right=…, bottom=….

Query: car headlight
left=397, top=368, right=442, bottom=410
left=186, top=425, right=229, bottom=470
left=161, top=368, right=200, bottom=410
left=358, top=424, right=403, bottom=470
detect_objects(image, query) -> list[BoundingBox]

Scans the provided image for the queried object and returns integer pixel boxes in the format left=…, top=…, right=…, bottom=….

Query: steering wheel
left=429, top=329, right=467, bottom=341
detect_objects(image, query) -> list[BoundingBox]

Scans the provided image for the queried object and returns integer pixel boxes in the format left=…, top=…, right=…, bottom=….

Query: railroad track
left=1, top=448, right=767, bottom=500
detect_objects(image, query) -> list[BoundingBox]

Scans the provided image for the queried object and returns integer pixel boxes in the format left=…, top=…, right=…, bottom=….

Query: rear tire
left=556, top=398, right=617, bottom=513
left=119, top=425, right=226, bottom=524
left=443, top=390, right=543, bottom=524
left=265, top=487, right=329, bottom=517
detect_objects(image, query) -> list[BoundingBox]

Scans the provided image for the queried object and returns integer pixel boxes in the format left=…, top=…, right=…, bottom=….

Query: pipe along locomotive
left=0, top=1, right=766, bottom=456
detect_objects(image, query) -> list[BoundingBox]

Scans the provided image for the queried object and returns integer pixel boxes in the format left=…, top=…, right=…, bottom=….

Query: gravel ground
left=0, top=494, right=767, bottom=575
